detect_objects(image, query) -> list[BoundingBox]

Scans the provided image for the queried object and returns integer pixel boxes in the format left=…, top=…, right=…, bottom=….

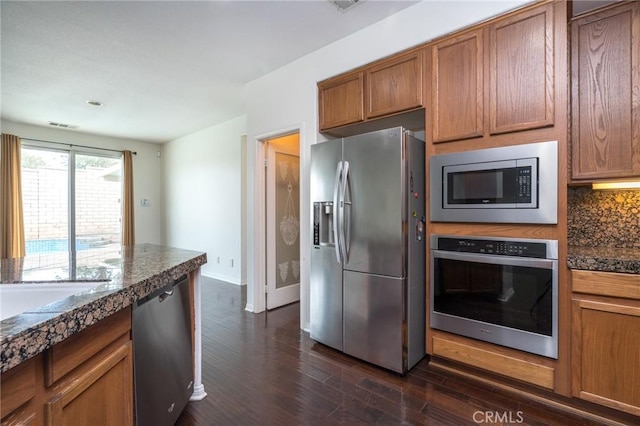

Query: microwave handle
left=432, top=250, right=557, bottom=270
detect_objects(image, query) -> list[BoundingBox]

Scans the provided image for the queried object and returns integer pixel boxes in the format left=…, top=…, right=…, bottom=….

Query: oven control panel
left=436, top=237, right=547, bottom=258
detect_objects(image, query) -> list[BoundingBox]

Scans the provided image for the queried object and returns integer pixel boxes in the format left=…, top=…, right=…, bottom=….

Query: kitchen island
left=0, top=244, right=207, bottom=424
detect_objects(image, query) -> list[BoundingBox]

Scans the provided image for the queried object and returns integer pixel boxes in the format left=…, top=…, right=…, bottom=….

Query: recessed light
left=87, top=100, right=103, bottom=107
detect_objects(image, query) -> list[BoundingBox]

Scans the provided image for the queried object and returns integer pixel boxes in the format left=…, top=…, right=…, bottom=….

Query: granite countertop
left=0, top=244, right=206, bottom=373
left=567, top=246, right=640, bottom=275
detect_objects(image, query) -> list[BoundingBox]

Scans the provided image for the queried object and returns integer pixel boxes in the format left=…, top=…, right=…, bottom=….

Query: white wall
left=1, top=120, right=163, bottom=245
left=162, top=116, right=246, bottom=284
left=245, top=0, right=534, bottom=329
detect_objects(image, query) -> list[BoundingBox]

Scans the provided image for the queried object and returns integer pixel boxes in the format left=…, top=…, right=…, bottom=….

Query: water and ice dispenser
left=313, top=202, right=334, bottom=247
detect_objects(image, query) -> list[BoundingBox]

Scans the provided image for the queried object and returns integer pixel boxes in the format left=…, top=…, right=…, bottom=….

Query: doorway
left=264, top=132, right=301, bottom=309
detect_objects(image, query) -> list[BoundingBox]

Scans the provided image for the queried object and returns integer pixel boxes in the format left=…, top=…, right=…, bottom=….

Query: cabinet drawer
left=432, top=335, right=555, bottom=389
left=45, top=306, right=131, bottom=386
left=572, top=270, right=640, bottom=300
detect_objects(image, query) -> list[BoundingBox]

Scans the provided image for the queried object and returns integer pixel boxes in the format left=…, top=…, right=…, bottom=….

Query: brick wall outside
left=22, top=167, right=121, bottom=245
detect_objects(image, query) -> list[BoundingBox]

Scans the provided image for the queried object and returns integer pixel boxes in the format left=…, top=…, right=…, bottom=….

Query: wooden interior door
left=266, top=133, right=301, bottom=310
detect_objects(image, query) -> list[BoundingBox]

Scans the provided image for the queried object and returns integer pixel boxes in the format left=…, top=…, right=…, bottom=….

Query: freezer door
left=343, top=271, right=405, bottom=373
left=342, top=128, right=404, bottom=277
left=310, top=139, right=344, bottom=350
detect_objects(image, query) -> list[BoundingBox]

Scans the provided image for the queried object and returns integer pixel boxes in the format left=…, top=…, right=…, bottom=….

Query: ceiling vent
left=327, top=0, right=366, bottom=13
left=48, top=121, right=79, bottom=129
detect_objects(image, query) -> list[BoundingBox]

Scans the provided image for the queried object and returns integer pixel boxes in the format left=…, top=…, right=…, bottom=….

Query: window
left=21, top=146, right=122, bottom=255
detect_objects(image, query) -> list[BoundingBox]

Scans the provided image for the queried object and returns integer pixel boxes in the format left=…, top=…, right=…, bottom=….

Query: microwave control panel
left=516, top=166, right=533, bottom=202
left=436, top=237, right=547, bottom=259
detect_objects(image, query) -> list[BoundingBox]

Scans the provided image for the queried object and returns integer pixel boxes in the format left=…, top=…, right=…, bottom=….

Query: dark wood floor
left=175, top=278, right=604, bottom=426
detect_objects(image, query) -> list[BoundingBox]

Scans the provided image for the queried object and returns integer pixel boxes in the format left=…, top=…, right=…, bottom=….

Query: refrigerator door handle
left=333, top=161, right=343, bottom=264
left=341, top=161, right=351, bottom=263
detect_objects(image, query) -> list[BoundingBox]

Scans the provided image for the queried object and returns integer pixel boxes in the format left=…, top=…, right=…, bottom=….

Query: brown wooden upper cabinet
left=318, top=50, right=423, bottom=132
left=430, top=29, right=484, bottom=143
left=490, top=3, right=554, bottom=134
left=318, top=71, right=364, bottom=131
left=365, top=50, right=423, bottom=119
left=429, top=2, right=554, bottom=143
left=571, top=2, right=640, bottom=181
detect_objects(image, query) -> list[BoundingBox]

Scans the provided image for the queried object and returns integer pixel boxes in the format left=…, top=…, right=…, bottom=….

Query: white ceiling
left=1, top=0, right=420, bottom=143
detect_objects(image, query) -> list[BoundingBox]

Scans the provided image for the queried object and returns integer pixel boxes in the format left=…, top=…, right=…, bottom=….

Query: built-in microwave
left=430, top=141, right=557, bottom=224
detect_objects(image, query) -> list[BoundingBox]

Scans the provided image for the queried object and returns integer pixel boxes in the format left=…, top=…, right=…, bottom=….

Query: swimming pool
left=26, top=239, right=92, bottom=254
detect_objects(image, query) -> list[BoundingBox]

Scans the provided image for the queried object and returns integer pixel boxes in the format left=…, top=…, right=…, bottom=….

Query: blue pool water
left=26, top=239, right=91, bottom=254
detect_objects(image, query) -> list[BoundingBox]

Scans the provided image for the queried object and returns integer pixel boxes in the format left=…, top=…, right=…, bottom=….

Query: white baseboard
left=202, top=273, right=241, bottom=285
left=303, top=322, right=311, bottom=333
left=244, top=303, right=254, bottom=312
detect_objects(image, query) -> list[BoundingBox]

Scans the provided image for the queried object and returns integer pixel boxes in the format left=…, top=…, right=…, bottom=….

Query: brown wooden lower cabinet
left=572, top=270, right=640, bottom=416
left=0, top=308, right=133, bottom=426
left=45, top=341, right=133, bottom=426
left=431, top=333, right=555, bottom=389
left=1, top=409, right=37, bottom=426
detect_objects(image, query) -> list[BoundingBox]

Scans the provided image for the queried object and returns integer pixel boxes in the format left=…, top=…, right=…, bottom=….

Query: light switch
left=141, top=199, right=151, bottom=207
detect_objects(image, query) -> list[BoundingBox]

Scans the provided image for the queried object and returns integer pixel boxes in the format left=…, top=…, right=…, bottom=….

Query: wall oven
left=430, top=141, right=557, bottom=224
left=430, top=234, right=558, bottom=359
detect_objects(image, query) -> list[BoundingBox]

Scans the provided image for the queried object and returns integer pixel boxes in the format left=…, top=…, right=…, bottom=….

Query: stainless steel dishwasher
left=133, top=276, right=193, bottom=426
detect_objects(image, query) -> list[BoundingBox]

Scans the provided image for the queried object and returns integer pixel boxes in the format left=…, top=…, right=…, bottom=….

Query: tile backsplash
left=568, top=186, right=640, bottom=248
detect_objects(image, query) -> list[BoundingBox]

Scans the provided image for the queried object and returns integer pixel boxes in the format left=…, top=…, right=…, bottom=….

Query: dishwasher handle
left=159, top=289, right=174, bottom=303
left=135, top=275, right=187, bottom=307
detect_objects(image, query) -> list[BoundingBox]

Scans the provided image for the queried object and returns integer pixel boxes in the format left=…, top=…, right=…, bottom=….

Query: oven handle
left=431, top=250, right=557, bottom=270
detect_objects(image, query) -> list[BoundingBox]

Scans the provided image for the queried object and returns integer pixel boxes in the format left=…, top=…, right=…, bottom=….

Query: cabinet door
left=0, top=357, right=36, bottom=421
left=45, top=342, right=133, bottom=426
left=366, top=50, right=423, bottom=119
left=431, top=30, right=484, bottom=143
left=572, top=298, right=640, bottom=416
left=489, top=3, right=554, bottom=134
left=571, top=2, right=640, bottom=180
left=318, top=71, right=364, bottom=131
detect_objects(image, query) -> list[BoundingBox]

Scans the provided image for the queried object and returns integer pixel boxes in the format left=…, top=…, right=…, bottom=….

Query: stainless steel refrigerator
left=310, top=126, right=426, bottom=374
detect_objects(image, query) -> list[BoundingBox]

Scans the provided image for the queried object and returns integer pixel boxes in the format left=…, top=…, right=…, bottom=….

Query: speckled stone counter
left=567, top=246, right=640, bottom=275
left=0, top=244, right=206, bottom=373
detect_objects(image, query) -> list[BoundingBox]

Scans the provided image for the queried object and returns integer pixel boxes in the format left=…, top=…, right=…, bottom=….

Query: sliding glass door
left=21, top=147, right=122, bottom=255
left=74, top=153, right=122, bottom=250
left=21, top=148, right=70, bottom=253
